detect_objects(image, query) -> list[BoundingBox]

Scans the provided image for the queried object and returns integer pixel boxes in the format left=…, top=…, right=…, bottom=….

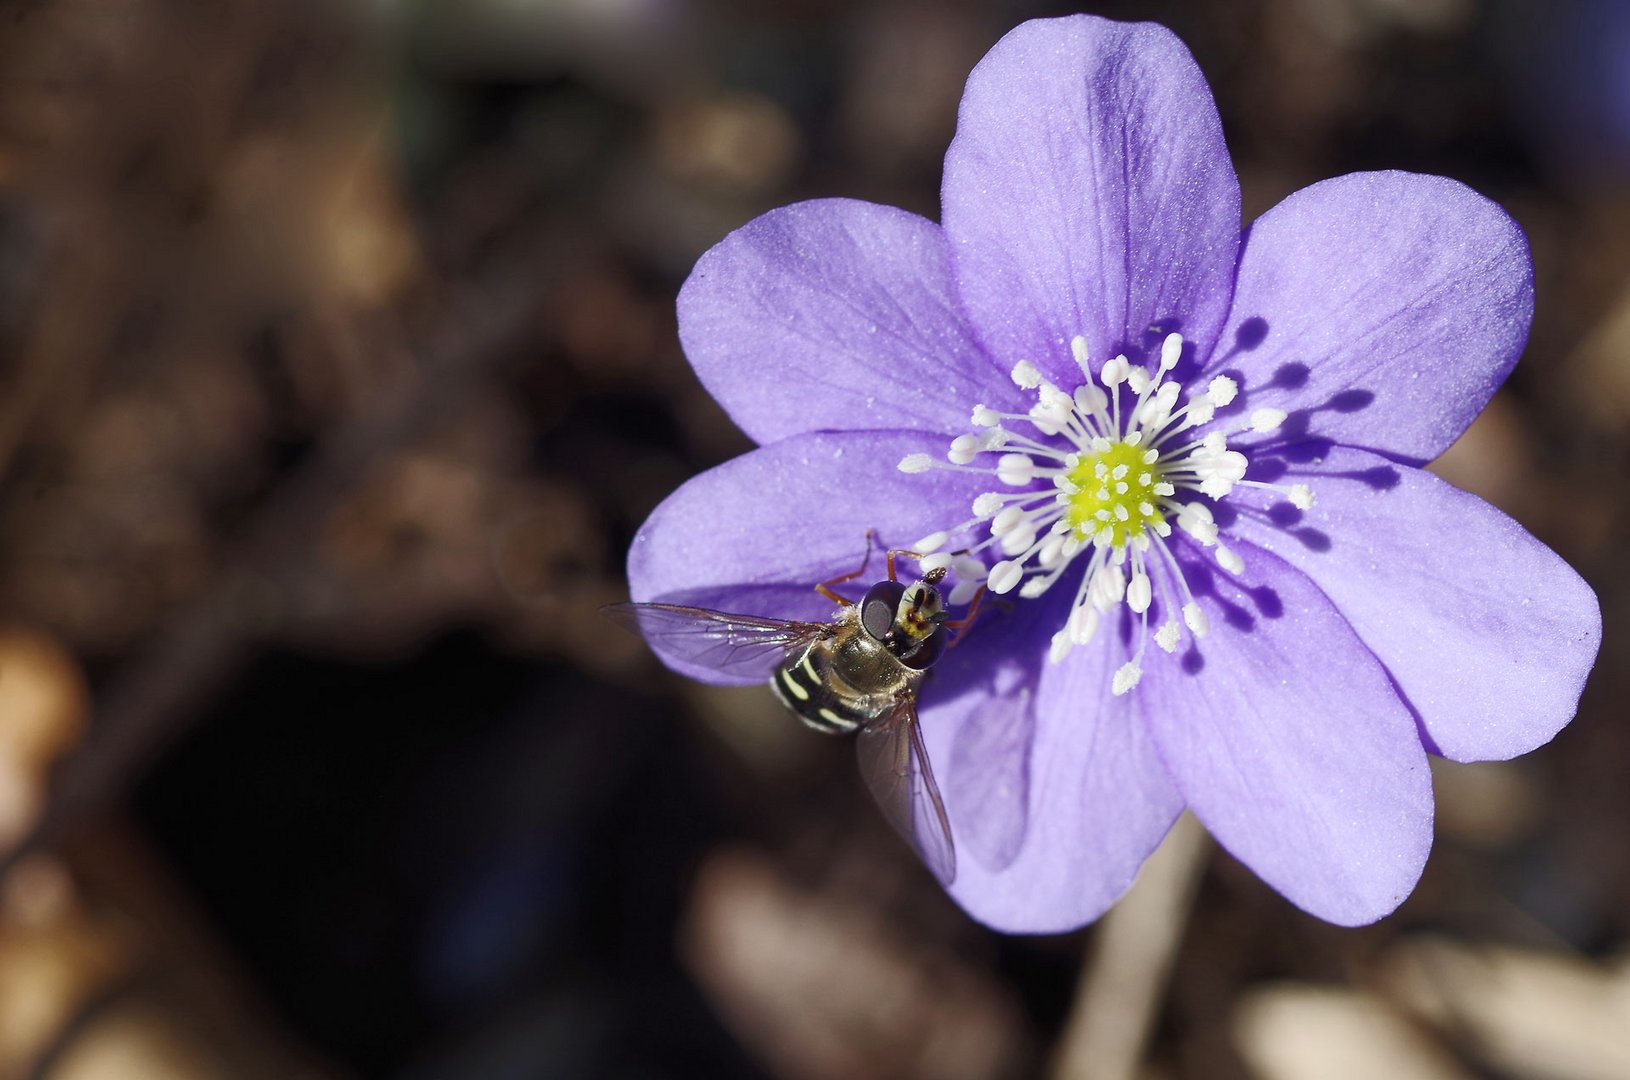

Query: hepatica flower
left=628, top=15, right=1601, bottom=929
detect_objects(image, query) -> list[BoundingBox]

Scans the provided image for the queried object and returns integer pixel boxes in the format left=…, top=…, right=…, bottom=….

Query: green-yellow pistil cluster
left=1061, top=438, right=1168, bottom=547
left=898, top=331, right=1315, bottom=697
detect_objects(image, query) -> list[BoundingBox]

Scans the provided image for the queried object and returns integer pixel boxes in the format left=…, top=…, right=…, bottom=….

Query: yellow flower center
left=1061, top=439, right=1167, bottom=547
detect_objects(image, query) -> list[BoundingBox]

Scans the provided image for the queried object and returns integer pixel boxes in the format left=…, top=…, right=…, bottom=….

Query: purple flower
left=627, top=15, right=1601, bottom=930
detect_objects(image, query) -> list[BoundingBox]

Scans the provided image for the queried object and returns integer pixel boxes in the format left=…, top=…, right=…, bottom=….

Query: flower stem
left=1049, top=812, right=1211, bottom=1080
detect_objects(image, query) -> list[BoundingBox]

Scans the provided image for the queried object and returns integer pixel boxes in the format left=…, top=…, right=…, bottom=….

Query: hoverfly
left=603, top=541, right=980, bottom=885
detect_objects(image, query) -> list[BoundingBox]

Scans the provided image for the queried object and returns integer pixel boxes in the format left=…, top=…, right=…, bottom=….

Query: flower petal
left=926, top=593, right=1184, bottom=933
left=626, top=430, right=992, bottom=684
left=677, top=199, right=1018, bottom=444
left=1140, top=543, right=1433, bottom=925
left=941, top=15, right=1241, bottom=388
left=1210, top=172, right=1533, bottom=464
left=1226, top=444, right=1601, bottom=761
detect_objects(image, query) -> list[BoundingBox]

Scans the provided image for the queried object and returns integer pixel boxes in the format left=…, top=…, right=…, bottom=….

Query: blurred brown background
left=0, top=0, right=1624, bottom=1077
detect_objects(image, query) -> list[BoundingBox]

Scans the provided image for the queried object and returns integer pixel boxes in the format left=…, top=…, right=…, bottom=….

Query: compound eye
left=899, top=628, right=946, bottom=670
left=860, top=580, right=905, bottom=640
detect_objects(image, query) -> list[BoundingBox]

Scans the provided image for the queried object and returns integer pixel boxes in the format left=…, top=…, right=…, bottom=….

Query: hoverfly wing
left=602, top=601, right=830, bottom=680
left=856, top=701, right=956, bottom=886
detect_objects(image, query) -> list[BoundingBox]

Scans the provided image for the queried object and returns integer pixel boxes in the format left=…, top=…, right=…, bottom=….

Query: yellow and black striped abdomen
left=771, top=637, right=880, bottom=734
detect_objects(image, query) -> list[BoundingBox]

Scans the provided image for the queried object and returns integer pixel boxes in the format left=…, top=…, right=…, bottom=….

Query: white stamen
left=1183, top=601, right=1208, bottom=636
left=971, top=493, right=1005, bottom=518
left=914, top=531, right=949, bottom=554
left=892, top=325, right=1318, bottom=697
left=991, top=505, right=1026, bottom=536
left=1069, top=605, right=1100, bottom=645
left=949, top=434, right=982, bottom=464
left=1250, top=407, right=1287, bottom=433
left=1049, top=629, right=1073, bottom=664
left=1100, top=355, right=1130, bottom=387
left=997, top=453, right=1036, bottom=486
left=1011, top=360, right=1043, bottom=389
left=1111, top=661, right=1142, bottom=696
left=1089, top=564, right=1126, bottom=612
left=1126, top=572, right=1152, bottom=614
left=987, top=560, right=1024, bottom=595
left=898, top=454, right=934, bottom=473
left=1160, top=333, right=1183, bottom=370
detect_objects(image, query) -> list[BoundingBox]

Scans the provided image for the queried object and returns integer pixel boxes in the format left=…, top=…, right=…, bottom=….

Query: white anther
left=1011, top=360, right=1043, bottom=388
left=1000, top=526, right=1036, bottom=556
left=987, top=560, right=1024, bottom=594
left=1127, top=572, right=1152, bottom=613
left=951, top=555, right=987, bottom=581
left=1100, top=355, right=1130, bottom=387
left=1217, top=544, right=1244, bottom=575
left=991, top=505, right=1026, bottom=535
left=1185, top=398, right=1216, bottom=427
left=1177, top=505, right=1218, bottom=544
left=1074, top=384, right=1107, bottom=413
left=997, top=453, right=1036, bottom=486
left=1071, top=335, right=1091, bottom=370
left=1141, top=382, right=1180, bottom=429
left=1183, top=601, right=1209, bottom=637
left=1154, top=620, right=1180, bottom=652
left=919, top=552, right=954, bottom=572
left=950, top=579, right=982, bottom=607
left=1019, top=578, right=1050, bottom=598
left=1089, top=564, right=1126, bottom=612
left=972, top=492, right=1005, bottom=518
left=1206, top=375, right=1238, bottom=407
left=1049, top=629, right=1073, bottom=664
left=1200, top=431, right=1228, bottom=455
left=1289, top=484, right=1315, bottom=510
left=1111, top=661, right=1143, bottom=696
left=1250, top=407, right=1287, bottom=433
left=971, top=404, right=1001, bottom=427
left=1068, top=605, right=1100, bottom=645
left=1160, top=333, right=1183, bottom=370
left=898, top=454, right=934, bottom=473
left=1127, top=367, right=1152, bottom=394
left=948, top=433, right=982, bottom=465
left=1037, top=534, right=1066, bottom=568
left=914, top=531, right=949, bottom=554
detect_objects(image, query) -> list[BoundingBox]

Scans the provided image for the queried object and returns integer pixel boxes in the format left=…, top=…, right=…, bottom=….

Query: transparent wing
left=856, top=700, right=956, bottom=885
left=602, top=601, right=830, bottom=679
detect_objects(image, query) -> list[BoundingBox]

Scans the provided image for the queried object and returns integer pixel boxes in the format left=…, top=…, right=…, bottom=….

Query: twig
left=1050, top=811, right=1211, bottom=1080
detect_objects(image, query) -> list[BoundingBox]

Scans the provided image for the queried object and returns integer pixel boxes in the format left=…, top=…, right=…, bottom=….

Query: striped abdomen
left=769, top=630, right=919, bottom=734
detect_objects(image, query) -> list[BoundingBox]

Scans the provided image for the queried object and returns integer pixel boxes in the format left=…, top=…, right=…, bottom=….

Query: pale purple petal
left=926, top=597, right=1184, bottom=933
left=942, top=16, right=1241, bottom=387
left=1225, top=445, right=1600, bottom=761
left=1140, top=543, right=1433, bottom=925
left=626, top=430, right=991, bottom=684
left=678, top=199, right=1020, bottom=444
left=1211, top=172, right=1533, bottom=464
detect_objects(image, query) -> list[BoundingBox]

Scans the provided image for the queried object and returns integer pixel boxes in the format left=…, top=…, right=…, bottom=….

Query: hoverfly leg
left=883, top=547, right=930, bottom=583
left=815, top=530, right=878, bottom=606
left=941, top=584, right=988, bottom=648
